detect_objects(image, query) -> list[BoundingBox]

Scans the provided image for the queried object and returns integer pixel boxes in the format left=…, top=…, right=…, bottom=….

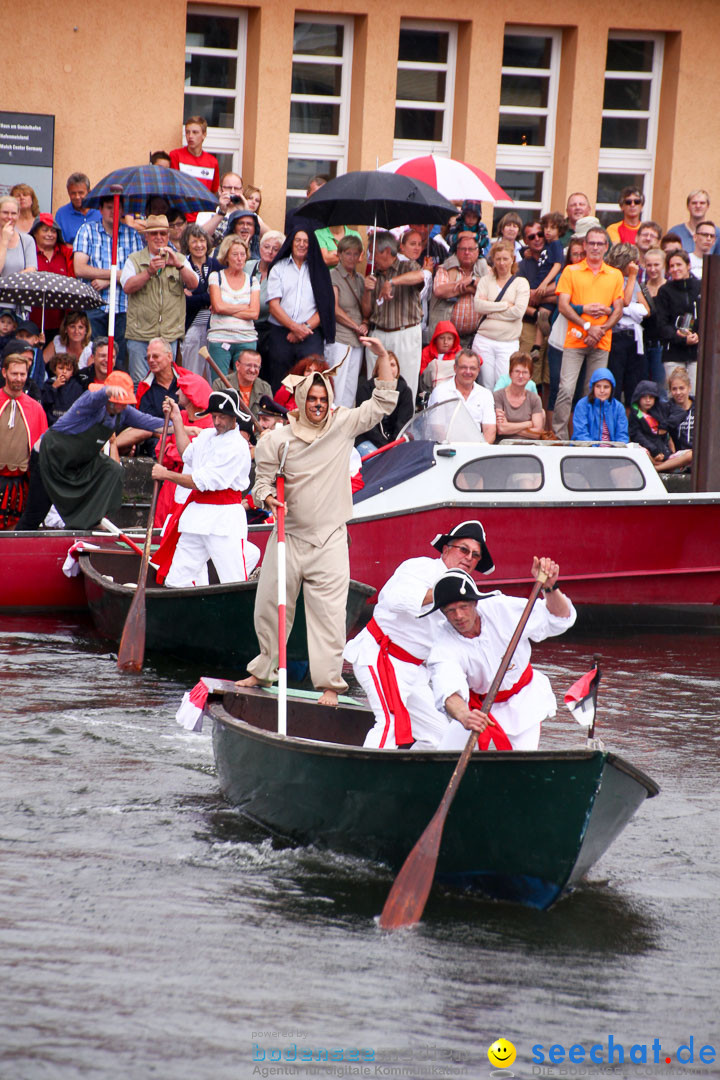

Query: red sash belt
left=366, top=616, right=423, bottom=747
left=154, top=488, right=244, bottom=584
left=468, top=663, right=533, bottom=751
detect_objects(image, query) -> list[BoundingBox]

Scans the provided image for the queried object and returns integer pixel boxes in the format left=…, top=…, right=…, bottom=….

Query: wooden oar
left=198, top=346, right=263, bottom=434
left=97, top=517, right=145, bottom=559
left=117, top=413, right=171, bottom=672
left=378, top=569, right=548, bottom=930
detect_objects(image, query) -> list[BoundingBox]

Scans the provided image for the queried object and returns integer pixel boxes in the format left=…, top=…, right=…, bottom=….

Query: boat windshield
left=399, top=399, right=483, bottom=443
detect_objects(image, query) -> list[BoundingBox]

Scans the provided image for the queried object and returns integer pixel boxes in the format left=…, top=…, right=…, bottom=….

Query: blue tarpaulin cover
left=353, top=441, right=436, bottom=504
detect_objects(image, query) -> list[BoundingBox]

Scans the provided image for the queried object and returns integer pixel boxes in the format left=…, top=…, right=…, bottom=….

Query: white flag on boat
left=564, top=665, right=600, bottom=728
left=176, top=679, right=211, bottom=732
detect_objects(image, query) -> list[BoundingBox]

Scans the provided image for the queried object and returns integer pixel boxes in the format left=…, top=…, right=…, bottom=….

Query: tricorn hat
left=258, top=394, right=288, bottom=419
left=197, top=387, right=250, bottom=422
left=420, top=568, right=485, bottom=616
left=431, top=519, right=494, bottom=575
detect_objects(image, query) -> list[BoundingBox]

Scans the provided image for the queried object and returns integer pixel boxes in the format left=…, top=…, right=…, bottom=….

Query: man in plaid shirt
left=73, top=196, right=143, bottom=370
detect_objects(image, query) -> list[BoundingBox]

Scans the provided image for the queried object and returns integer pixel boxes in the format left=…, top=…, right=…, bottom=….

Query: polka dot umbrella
left=0, top=271, right=103, bottom=333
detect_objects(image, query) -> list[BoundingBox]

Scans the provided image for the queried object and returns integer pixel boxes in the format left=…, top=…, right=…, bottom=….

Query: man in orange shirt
left=552, top=227, right=625, bottom=439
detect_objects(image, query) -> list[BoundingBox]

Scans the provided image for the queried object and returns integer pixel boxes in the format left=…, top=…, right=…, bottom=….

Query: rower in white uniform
left=425, top=559, right=576, bottom=751
left=152, top=388, right=260, bottom=587
left=344, top=520, right=496, bottom=749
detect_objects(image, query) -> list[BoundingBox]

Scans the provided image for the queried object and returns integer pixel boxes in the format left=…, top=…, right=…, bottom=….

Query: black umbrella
left=296, top=170, right=458, bottom=228
left=83, top=164, right=217, bottom=215
left=0, top=271, right=103, bottom=333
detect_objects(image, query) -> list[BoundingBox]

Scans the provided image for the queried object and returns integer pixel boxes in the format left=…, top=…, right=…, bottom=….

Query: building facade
left=5, top=0, right=720, bottom=233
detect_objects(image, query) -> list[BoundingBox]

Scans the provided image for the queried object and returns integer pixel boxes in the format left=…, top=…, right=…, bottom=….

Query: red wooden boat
left=0, top=530, right=146, bottom=612
left=345, top=402, right=720, bottom=630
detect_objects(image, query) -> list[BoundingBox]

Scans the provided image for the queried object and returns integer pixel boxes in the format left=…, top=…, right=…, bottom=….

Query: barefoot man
left=237, top=337, right=398, bottom=706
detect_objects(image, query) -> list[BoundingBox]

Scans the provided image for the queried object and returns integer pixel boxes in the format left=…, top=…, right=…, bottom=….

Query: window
left=596, top=32, right=664, bottom=226
left=184, top=6, right=247, bottom=178
left=454, top=456, right=544, bottom=492
left=286, top=17, right=354, bottom=214
left=560, top=456, right=645, bottom=491
left=393, top=21, right=457, bottom=157
left=494, top=28, right=561, bottom=232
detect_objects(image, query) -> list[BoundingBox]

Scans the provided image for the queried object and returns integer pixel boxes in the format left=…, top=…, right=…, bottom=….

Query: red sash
left=468, top=663, right=533, bottom=751
left=366, top=616, right=423, bottom=747
left=154, top=489, right=244, bottom=584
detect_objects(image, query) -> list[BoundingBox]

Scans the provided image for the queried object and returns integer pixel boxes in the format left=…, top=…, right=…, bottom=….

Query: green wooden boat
left=78, top=550, right=374, bottom=671
left=206, top=680, right=659, bottom=911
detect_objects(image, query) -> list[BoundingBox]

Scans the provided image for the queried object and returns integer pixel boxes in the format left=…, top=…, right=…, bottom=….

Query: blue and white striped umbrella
left=83, top=165, right=217, bottom=215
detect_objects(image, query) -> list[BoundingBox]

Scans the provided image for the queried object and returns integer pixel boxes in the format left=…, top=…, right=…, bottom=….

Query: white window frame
left=184, top=5, right=248, bottom=176
left=393, top=19, right=457, bottom=158
left=597, top=30, right=664, bottom=220
left=494, top=26, right=561, bottom=221
left=286, top=14, right=354, bottom=205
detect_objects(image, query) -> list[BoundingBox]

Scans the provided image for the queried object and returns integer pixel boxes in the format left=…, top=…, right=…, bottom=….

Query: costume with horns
left=247, top=362, right=397, bottom=693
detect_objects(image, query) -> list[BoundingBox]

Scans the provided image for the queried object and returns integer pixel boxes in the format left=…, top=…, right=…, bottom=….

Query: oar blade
left=117, top=584, right=146, bottom=672
left=378, top=813, right=445, bottom=930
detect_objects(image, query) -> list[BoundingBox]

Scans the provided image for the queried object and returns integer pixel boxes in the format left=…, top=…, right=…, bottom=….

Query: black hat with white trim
left=420, top=568, right=485, bottom=616
left=431, top=519, right=494, bottom=575
left=197, top=388, right=251, bottom=422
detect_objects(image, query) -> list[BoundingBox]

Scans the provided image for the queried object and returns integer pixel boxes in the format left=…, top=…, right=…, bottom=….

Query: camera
left=230, top=195, right=244, bottom=205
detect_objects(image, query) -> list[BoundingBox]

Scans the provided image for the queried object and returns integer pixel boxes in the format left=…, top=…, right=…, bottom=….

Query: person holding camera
left=121, top=215, right=199, bottom=386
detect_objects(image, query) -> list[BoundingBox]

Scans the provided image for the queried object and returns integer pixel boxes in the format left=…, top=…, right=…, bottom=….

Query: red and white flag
left=176, top=679, right=210, bottom=732
left=564, top=666, right=600, bottom=728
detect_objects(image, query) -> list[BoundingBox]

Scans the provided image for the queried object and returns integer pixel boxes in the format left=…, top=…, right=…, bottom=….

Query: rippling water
left=1, top=617, right=718, bottom=1080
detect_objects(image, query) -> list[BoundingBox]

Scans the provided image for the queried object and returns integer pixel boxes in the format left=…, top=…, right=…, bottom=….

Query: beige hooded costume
left=247, top=367, right=398, bottom=692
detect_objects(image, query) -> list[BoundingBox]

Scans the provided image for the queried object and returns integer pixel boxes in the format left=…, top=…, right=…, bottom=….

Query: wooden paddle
left=378, top=569, right=548, bottom=930
left=198, top=346, right=263, bottom=434
left=117, top=413, right=171, bottom=672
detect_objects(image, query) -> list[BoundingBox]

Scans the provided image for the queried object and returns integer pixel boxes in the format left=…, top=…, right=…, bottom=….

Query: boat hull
left=79, top=551, right=373, bottom=670
left=347, top=502, right=720, bottom=625
left=209, top=685, right=658, bottom=910
left=0, top=530, right=135, bottom=612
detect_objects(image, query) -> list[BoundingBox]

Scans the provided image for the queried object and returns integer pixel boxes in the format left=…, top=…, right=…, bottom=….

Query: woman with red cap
left=29, top=214, right=75, bottom=334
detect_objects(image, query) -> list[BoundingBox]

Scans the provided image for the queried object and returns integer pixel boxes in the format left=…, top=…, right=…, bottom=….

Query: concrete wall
left=4, top=0, right=720, bottom=233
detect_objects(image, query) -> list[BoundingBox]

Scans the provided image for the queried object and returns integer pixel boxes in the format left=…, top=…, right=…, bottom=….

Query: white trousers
left=324, top=341, right=364, bottom=408
left=471, top=333, right=520, bottom=390
left=165, top=533, right=260, bottom=589
left=367, top=324, right=422, bottom=400
left=438, top=717, right=541, bottom=752
left=353, top=655, right=449, bottom=750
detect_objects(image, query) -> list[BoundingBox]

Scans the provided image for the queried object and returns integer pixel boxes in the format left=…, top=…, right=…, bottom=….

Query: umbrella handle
left=107, top=184, right=123, bottom=375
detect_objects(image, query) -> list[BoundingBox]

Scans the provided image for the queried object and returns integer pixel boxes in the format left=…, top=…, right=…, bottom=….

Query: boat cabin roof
left=354, top=400, right=693, bottom=511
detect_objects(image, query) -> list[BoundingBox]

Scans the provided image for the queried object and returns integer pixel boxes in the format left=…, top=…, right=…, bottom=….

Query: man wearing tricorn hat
left=237, top=337, right=398, bottom=706
left=344, top=520, right=495, bottom=749
left=152, top=387, right=258, bottom=588
left=426, top=557, right=576, bottom=751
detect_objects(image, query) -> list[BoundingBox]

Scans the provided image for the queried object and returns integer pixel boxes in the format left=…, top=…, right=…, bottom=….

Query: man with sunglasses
left=606, top=187, right=645, bottom=245
left=344, top=520, right=496, bottom=750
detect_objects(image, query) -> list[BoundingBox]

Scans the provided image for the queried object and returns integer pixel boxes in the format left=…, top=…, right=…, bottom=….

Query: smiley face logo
left=487, top=1039, right=516, bottom=1068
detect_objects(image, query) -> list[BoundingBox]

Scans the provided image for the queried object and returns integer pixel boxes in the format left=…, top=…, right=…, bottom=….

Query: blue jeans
left=207, top=339, right=259, bottom=377
left=645, top=343, right=666, bottom=395
left=126, top=338, right=178, bottom=386
left=88, top=309, right=127, bottom=371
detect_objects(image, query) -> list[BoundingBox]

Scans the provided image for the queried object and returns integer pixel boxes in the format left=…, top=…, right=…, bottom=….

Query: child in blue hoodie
left=571, top=367, right=628, bottom=443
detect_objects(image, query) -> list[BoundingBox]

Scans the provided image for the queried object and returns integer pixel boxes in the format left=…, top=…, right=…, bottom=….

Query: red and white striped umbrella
left=378, top=154, right=511, bottom=204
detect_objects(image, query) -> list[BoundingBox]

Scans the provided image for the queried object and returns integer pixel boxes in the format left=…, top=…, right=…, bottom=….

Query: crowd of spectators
left=1, top=109, right=716, bottom=526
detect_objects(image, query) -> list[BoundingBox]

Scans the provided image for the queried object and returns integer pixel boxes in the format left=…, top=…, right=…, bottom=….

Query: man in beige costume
left=238, top=338, right=398, bottom=705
